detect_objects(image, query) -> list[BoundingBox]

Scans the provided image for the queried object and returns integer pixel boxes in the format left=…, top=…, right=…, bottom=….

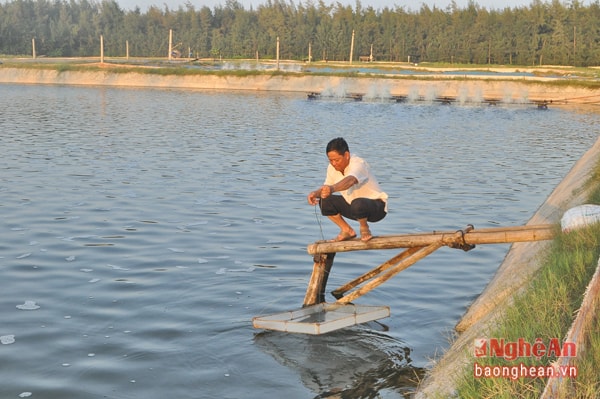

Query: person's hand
left=321, top=185, right=332, bottom=199
left=307, top=191, right=319, bottom=206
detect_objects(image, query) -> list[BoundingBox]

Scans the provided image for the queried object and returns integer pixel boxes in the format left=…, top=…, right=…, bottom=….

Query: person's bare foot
left=328, top=231, right=357, bottom=242
left=360, top=226, right=372, bottom=242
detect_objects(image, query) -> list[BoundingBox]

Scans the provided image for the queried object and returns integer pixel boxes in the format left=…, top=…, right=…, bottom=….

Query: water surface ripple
left=0, top=84, right=598, bottom=398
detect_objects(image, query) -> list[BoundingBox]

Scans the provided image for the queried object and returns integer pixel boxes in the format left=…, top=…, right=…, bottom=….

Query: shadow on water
left=254, top=325, right=425, bottom=399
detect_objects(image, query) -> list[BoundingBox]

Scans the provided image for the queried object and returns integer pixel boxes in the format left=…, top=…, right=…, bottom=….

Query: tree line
left=1, top=0, right=600, bottom=66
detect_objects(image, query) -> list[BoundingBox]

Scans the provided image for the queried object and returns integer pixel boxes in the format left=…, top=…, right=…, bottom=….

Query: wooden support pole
left=308, top=224, right=555, bottom=255
left=303, top=253, right=336, bottom=306
left=332, top=246, right=424, bottom=299
left=337, top=241, right=444, bottom=304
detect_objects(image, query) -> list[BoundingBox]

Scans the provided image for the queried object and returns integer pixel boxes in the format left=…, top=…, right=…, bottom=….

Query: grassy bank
left=454, top=163, right=600, bottom=398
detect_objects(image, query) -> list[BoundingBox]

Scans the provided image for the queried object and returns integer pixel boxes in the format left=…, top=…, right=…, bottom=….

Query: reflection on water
left=0, top=83, right=599, bottom=398
left=255, top=327, right=424, bottom=399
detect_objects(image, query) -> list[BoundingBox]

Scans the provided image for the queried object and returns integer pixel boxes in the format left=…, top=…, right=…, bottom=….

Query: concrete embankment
left=0, top=66, right=598, bottom=105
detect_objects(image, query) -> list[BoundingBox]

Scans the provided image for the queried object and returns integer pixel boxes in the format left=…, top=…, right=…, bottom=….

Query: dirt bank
left=1, top=66, right=599, bottom=106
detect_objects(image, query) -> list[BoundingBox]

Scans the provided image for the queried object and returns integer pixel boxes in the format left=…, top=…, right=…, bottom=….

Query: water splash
left=16, top=301, right=40, bottom=310
left=216, top=266, right=256, bottom=274
left=1, top=335, right=15, bottom=344
left=107, top=264, right=130, bottom=271
left=472, top=87, right=484, bottom=103
left=321, top=83, right=349, bottom=98
left=364, top=83, right=392, bottom=101
left=457, top=87, right=470, bottom=105
left=423, top=86, right=438, bottom=102
left=407, top=85, right=420, bottom=102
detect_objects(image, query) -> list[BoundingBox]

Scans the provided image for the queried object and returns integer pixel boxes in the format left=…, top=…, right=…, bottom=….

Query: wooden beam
left=307, top=224, right=555, bottom=255
left=334, top=225, right=473, bottom=303
left=337, top=241, right=444, bottom=304
left=331, top=246, right=424, bottom=299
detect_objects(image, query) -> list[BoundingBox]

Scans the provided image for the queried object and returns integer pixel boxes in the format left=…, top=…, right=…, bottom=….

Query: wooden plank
left=307, top=224, right=555, bottom=255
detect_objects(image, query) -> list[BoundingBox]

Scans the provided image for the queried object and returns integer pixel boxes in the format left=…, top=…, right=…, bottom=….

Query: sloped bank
left=415, top=135, right=600, bottom=398
left=0, top=66, right=598, bottom=106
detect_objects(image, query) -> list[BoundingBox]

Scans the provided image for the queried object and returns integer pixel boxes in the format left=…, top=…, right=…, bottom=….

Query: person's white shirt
left=324, top=155, right=388, bottom=211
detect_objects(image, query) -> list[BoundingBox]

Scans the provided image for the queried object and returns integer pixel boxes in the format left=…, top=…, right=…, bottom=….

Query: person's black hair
left=326, top=137, right=349, bottom=154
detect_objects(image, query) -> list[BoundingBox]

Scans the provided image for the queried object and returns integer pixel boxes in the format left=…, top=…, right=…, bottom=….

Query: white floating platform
left=252, top=303, right=390, bottom=335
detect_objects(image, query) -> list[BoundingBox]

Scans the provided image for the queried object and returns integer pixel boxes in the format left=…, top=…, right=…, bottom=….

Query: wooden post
left=349, top=29, right=355, bottom=64
left=100, top=35, right=104, bottom=63
left=303, top=253, right=335, bottom=306
left=276, top=36, right=280, bottom=70
left=168, top=29, right=173, bottom=61
left=126, top=40, right=129, bottom=60
left=32, top=38, right=36, bottom=59
left=573, top=26, right=576, bottom=58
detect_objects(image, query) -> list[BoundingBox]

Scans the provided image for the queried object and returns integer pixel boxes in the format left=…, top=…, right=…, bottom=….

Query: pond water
left=0, top=82, right=598, bottom=399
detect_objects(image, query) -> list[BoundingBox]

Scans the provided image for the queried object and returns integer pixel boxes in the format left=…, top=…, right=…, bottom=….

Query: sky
left=113, top=0, right=550, bottom=12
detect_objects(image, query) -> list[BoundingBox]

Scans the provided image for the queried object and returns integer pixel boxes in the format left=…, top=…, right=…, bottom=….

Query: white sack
left=561, top=204, right=600, bottom=232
